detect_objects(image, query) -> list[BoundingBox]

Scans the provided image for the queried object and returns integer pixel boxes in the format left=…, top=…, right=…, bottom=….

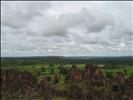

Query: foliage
left=1, top=57, right=133, bottom=100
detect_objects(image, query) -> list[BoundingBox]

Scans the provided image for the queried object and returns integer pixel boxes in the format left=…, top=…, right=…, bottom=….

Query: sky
left=1, top=1, right=133, bottom=57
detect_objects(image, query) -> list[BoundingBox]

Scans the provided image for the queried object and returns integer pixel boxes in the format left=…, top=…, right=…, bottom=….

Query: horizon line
left=1, top=55, right=133, bottom=58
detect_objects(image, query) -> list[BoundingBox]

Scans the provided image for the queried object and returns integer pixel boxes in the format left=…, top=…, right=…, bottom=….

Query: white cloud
left=1, top=1, right=133, bottom=57
left=1, top=1, right=51, bottom=28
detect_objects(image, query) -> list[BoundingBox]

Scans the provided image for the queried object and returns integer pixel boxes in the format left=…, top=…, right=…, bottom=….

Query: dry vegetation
left=1, top=64, right=133, bottom=100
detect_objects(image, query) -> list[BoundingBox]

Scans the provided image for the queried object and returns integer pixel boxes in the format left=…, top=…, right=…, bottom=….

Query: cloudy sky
left=1, top=1, right=133, bottom=57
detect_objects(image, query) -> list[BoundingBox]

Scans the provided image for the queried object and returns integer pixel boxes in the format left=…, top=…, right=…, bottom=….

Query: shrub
left=105, top=70, right=113, bottom=79
left=45, top=76, right=51, bottom=81
left=123, top=69, right=127, bottom=75
left=59, top=65, right=68, bottom=75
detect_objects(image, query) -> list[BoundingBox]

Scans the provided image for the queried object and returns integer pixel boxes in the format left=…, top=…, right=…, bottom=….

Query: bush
left=50, top=68, right=54, bottom=75
left=52, top=74, right=60, bottom=84
left=105, top=70, right=113, bottom=79
left=123, top=69, right=127, bottom=75
left=59, top=65, right=68, bottom=75
left=45, top=76, right=51, bottom=81
left=41, top=67, right=45, bottom=72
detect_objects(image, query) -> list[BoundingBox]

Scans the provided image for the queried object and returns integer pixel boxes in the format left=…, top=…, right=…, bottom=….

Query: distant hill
left=1, top=56, right=133, bottom=67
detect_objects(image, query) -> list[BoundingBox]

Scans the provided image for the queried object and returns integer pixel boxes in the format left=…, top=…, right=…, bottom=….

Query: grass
left=1, top=64, right=133, bottom=79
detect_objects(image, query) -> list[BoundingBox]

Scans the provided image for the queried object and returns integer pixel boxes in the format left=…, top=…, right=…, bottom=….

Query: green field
left=2, top=63, right=133, bottom=78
